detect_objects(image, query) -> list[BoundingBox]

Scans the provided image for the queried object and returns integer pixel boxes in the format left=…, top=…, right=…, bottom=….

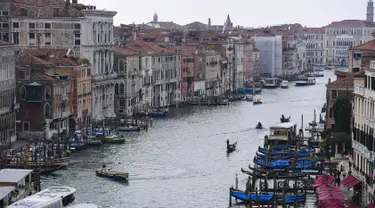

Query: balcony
left=92, top=73, right=117, bottom=82
left=354, top=84, right=364, bottom=96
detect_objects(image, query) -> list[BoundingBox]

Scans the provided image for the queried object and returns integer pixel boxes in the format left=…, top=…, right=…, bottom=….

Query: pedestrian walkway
left=335, top=159, right=357, bottom=206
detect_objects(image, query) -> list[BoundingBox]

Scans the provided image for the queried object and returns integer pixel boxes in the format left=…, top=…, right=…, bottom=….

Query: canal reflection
left=42, top=70, right=336, bottom=208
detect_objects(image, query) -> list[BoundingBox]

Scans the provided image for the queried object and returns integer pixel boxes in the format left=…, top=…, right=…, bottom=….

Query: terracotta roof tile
left=30, top=71, right=56, bottom=81
left=350, top=39, right=375, bottom=51
left=326, top=20, right=375, bottom=28
left=114, top=46, right=139, bottom=56
left=123, top=40, right=176, bottom=55
left=299, top=27, right=325, bottom=34
left=12, top=0, right=83, bottom=18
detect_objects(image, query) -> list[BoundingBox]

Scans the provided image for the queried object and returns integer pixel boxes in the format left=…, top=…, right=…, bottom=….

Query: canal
left=42, top=70, right=336, bottom=208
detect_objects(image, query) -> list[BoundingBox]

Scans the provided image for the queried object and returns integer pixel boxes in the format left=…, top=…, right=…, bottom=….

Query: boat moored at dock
left=264, top=122, right=298, bottom=146
left=9, top=186, right=76, bottom=208
left=263, top=78, right=279, bottom=89
left=101, top=134, right=126, bottom=144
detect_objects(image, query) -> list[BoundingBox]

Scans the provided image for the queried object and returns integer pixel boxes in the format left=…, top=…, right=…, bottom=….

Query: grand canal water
left=42, top=70, right=337, bottom=208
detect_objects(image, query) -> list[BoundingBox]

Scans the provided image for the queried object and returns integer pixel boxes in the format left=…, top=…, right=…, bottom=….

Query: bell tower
left=367, top=0, right=374, bottom=23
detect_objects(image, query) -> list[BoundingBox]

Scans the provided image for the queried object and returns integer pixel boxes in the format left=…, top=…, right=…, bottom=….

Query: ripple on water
left=41, top=70, right=336, bottom=207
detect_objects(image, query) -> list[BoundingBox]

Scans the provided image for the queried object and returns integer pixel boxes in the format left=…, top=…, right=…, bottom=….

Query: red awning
left=368, top=202, right=375, bottom=208
left=342, top=175, right=361, bottom=188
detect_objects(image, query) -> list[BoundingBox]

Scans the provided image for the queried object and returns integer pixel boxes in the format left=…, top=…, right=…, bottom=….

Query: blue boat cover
left=231, top=191, right=273, bottom=202
left=254, top=159, right=313, bottom=169
left=284, top=195, right=305, bottom=203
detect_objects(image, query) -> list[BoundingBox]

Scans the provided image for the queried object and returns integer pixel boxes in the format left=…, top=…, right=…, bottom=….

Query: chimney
left=72, top=0, right=77, bottom=3
left=328, top=78, right=331, bottom=83
left=133, top=31, right=137, bottom=41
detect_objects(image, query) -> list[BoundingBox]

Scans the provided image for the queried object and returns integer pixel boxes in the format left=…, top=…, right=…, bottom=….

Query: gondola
left=227, top=140, right=237, bottom=153
left=242, top=167, right=306, bottom=178
left=95, top=169, right=129, bottom=181
left=280, top=115, right=291, bottom=123
left=255, top=152, right=293, bottom=160
left=257, top=147, right=310, bottom=157
left=256, top=123, right=263, bottom=129
left=230, top=188, right=306, bottom=204
left=253, top=158, right=314, bottom=169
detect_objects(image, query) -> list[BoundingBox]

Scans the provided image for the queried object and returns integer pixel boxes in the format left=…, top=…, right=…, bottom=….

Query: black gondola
left=256, top=122, right=263, bottom=129
left=280, top=114, right=291, bottom=123
left=226, top=140, right=237, bottom=153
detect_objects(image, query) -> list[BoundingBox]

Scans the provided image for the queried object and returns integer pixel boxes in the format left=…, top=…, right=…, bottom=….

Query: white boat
left=263, top=78, right=279, bottom=88
left=280, top=80, right=289, bottom=88
left=9, top=186, right=76, bottom=208
left=295, top=76, right=316, bottom=86
left=67, top=204, right=98, bottom=208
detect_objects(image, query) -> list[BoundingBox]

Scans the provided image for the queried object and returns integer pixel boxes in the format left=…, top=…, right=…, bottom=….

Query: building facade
left=0, top=41, right=17, bottom=146
left=80, top=7, right=117, bottom=122
left=299, top=27, right=325, bottom=68
left=252, top=36, right=282, bottom=77
left=0, top=0, right=10, bottom=42
left=282, top=37, right=306, bottom=76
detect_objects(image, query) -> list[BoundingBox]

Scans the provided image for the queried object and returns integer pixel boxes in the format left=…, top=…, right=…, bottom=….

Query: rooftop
left=0, top=186, right=15, bottom=200
left=350, top=39, right=375, bottom=51
left=12, top=0, right=83, bottom=18
left=270, top=122, right=297, bottom=129
left=0, top=169, right=33, bottom=184
left=326, top=19, right=375, bottom=28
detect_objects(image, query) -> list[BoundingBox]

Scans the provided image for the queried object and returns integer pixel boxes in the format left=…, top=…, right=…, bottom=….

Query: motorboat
left=280, top=80, right=289, bottom=88
left=101, top=134, right=126, bottom=144
left=95, top=169, right=129, bottom=181
left=253, top=98, right=262, bottom=105
left=295, top=76, right=316, bottom=86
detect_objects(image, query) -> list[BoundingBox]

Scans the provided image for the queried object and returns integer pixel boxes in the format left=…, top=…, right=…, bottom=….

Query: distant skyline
left=84, top=0, right=369, bottom=28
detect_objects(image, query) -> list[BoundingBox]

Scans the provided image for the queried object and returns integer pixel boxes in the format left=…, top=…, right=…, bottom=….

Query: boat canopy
left=270, top=122, right=297, bottom=129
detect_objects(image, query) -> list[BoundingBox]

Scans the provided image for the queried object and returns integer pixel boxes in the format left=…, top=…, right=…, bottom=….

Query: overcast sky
left=83, top=0, right=368, bottom=28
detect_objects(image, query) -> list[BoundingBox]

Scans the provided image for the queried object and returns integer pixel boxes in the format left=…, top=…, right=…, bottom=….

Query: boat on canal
left=230, top=188, right=306, bottom=204
left=9, top=186, right=76, bottom=208
left=0, top=157, right=71, bottom=174
left=280, top=80, right=289, bottom=88
left=95, top=169, right=129, bottom=181
left=263, top=78, right=279, bottom=89
left=101, top=134, right=126, bottom=144
left=87, top=135, right=103, bottom=146
left=117, top=125, right=141, bottom=132
left=295, top=76, right=316, bottom=86
left=148, top=111, right=168, bottom=118
left=253, top=98, right=262, bottom=105
left=226, top=140, right=237, bottom=153
left=256, top=122, right=263, bottom=129
left=264, top=121, right=298, bottom=146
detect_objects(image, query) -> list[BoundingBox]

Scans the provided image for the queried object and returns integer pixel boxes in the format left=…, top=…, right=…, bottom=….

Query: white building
left=325, top=0, right=375, bottom=66
left=282, top=37, right=307, bottom=76
left=80, top=6, right=117, bottom=122
left=0, top=41, right=17, bottom=145
left=353, top=60, right=375, bottom=206
left=299, top=27, right=325, bottom=67
left=252, top=36, right=282, bottom=77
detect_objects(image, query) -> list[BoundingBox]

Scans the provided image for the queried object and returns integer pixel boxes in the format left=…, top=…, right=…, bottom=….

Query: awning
left=368, top=202, right=375, bottom=208
left=342, top=175, right=361, bottom=188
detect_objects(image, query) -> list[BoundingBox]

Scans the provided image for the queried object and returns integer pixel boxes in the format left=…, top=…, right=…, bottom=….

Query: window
left=12, top=32, right=19, bottom=45
left=45, top=23, right=51, bottom=29
left=44, top=103, right=51, bottom=118
left=2, top=23, right=8, bottom=28
left=45, top=87, right=51, bottom=100
left=20, top=8, right=27, bottom=16
left=23, top=122, right=30, bottom=131
left=332, top=90, right=337, bottom=100
left=53, top=8, right=59, bottom=17
left=2, top=11, right=8, bottom=16
left=29, top=23, right=35, bottom=29
left=2, top=33, right=8, bottom=42
left=28, top=33, right=35, bottom=45
left=74, top=33, right=80, bottom=45
left=74, top=23, right=80, bottom=30
left=12, top=22, right=19, bottom=28
left=45, top=33, right=51, bottom=45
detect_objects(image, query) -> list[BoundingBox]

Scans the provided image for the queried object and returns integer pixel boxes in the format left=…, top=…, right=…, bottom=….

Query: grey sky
left=84, top=0, right=367, bottom=28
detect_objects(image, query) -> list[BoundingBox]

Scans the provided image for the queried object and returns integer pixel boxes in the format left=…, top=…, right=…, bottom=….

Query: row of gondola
left=229, top=115, right=321, bottom=207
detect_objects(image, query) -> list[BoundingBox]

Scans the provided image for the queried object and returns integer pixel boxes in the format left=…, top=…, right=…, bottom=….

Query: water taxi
left=265, top=122, right=298, bottom=146
left=95, top=169, right=129, bottom=181
left=280, top=80, right=289, bottom=88
left=101, top=134, right=126, bottom=144
left=8, top=186, right=76, bottom=208
left=295, top=76, right=316, bottom=86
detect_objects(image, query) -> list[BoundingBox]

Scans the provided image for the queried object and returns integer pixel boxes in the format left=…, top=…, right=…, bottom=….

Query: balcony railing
left=354, top=84, right=364, bottom=96
left=92, top=73, right=117, bottom=82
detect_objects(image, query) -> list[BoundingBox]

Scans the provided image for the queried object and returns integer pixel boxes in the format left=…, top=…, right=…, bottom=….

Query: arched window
left=45, top=87, right=51, bottom=100
left=44, top=103, right=51, bottom=118
left=119, top=60, right=124, bottom=71
left=120, top=83, right=125, bottom=96
left=115, top=83, right=119, bottom=95
left=20, top=86, right=26, bottom=100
